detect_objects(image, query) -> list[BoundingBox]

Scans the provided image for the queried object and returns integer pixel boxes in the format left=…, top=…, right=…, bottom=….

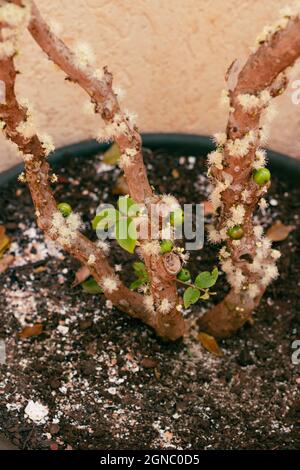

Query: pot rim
left=0, top=133, right=299, bottom=187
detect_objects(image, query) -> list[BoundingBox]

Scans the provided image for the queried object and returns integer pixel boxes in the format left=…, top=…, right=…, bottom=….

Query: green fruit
left=177, top=269, right=191, bottom=282
left=227, top=224, right=244, bottom=240
left=160, top=239, right=174, bottom=254
left=170, top=208, right=184, bottom=226
left=57, top=202, right=72, bottom=217
left=253, top=168, right=271, bottom=186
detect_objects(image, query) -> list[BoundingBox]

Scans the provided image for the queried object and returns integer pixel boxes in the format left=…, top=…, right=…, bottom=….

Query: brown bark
left=0, top=1, right=185, bottom=340
left=200, top=14, right=300, bottom=338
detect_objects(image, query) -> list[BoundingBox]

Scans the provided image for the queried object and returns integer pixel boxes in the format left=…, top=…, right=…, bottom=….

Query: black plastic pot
left=0, top=133, right=299, bottom=450
left=1, top=133, right=300, bottom=187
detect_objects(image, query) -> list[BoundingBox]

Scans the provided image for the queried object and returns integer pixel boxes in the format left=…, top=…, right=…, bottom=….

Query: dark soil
left=0, top=147, right=299, bottom=450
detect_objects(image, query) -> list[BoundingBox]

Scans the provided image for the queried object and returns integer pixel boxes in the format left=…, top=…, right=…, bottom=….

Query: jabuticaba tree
left=200, top=5, right=300, bottom=338
left=0, top=0, right=218, bottom=341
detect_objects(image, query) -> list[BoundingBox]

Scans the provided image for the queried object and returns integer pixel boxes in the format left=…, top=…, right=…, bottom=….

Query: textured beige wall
left=1, top=0, right=300, bottom=172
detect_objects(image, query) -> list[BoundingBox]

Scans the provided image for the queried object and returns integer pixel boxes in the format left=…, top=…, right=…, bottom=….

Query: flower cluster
left=50, top=211, right=82, bottom=246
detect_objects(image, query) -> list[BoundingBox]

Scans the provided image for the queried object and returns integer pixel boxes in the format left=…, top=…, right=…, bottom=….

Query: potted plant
left=0, top=0, right=299, bottom=451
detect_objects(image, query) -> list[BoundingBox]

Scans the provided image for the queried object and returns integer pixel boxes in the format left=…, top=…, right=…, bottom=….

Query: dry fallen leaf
left=72, top=265, right=90, bottom=287
left=266, top=220, right=296, bottom=242
left=164, top=431, right=173, bottom=442
left=102, top=143, right=121, bottom=165
left=18, top=323, right=43, bottom=339
left=33, top=265, right=47, bottom=273
left=198, top=331, right=223, bottom=357
left=0, top=225, right=10, bottom=258
left=112, top=175, right=129, bottom=195
left=0, top=254, right=14, bottom=274
left=172, top=169, right=180, bottom=179
left=203, top=200, right=214, bottom=215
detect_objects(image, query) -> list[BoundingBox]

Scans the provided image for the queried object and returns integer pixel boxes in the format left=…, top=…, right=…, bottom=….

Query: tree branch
left=15, top=0, right=185, bottom=338
left=200, top=11, right=300, bottom=337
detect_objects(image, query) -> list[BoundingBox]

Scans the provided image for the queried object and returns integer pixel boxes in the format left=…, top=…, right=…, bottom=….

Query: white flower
left=254, top=225, right=264, bottom=240
left=119, top=153, right=133, bottom=168
left=221, top=259, right=233, bottom=274
left=271, top=249, right=281, bottom=260
left=248, top=284, right=260, bottom=299
left=220, top=89, right=230, bottom=107
left=161, top=194, right=180, bottom=211
left=96, top=126, right=113, bottom=143
left=238, top=93, right=261, bottom=111
left=207, top=225, right=221, bottom=244
left=250, top=257, right=263, bottom=273
left=39, top=133, right=55, bottom=156
left=227, top=132, right=254, bottom=158
left=87, top=254, right=96, bottom=266
left=256, top=25, right=273, bottom=45
left=159, top=298, right=172, bottom=314
left=209, top=181, right=226, bottom=210
left=0, top=40, right=16, bottom=59
left=144, top=295, right=154, bottom=312
left=73, top=41, right=96, bottom=69
left=207, top=151, right=223, bottom=169
left=102, top=276, right=118, bottom=294
left=92, top=68, right=104, bottom=80
left=259, top=198, right=268, bottom=210
left=229, top=268, right=246, bottom=292
left=241, top=189, right=251, bottom=202
left=17, top=119, right=36, bottom=139
left=124, top=110, right=138, bottom=126
left=66, top=213, right=82, bottom=232
left=230, top=204, right=245, bottom=225
left=0, top=3, right=29, bottom=28
left=141, top=241, right=161, bottom=256
left=219, top=246, right=230, bottom=259
left=254, top=149, right=267, bottom=169
left=114, top=86, right=126, bottom=100
left=51, top=212, right=65, bottom=231
left=213, top=132, right=227, bottom=147
left=262, top=264, right=279, bottom=285
left=97, top=240, right=110, bottom=254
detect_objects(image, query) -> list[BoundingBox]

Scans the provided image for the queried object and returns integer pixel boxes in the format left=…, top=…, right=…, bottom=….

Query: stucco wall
left=1, top=0, right=300, bottom=172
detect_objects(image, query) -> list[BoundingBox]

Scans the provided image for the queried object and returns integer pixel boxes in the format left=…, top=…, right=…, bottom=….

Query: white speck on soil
left=24, top=401, right=49, bottom=424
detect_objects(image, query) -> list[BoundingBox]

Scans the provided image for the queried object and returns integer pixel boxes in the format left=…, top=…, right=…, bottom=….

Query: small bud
left=50, top=173, right=58, bottom=183
left=160, top=239, right=174, bottom=254
left=227, top=224, right=244, bottom=240
left=17, top=172, right=26, bottom=183
left=253, top=167, right=271, bottom=186
left=57, top=202, right=72, bottom=218
left=177, top=269, right=191, bottom=282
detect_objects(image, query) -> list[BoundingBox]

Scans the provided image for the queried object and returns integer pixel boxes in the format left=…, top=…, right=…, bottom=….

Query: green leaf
left=183, top=287, right=200, bottom=308
left=81, top=277, right=103, bottom=294
left=195, top=267, right=218, bottom=289
left=130, top=279, right=146, bottom=291
left=102, top=143, right=121, bottom=165
left=115, top=216, right=137, bottom=253
left=92, top=208, right=118, bottom=230
left=133, top=261, right=147, bottom=276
